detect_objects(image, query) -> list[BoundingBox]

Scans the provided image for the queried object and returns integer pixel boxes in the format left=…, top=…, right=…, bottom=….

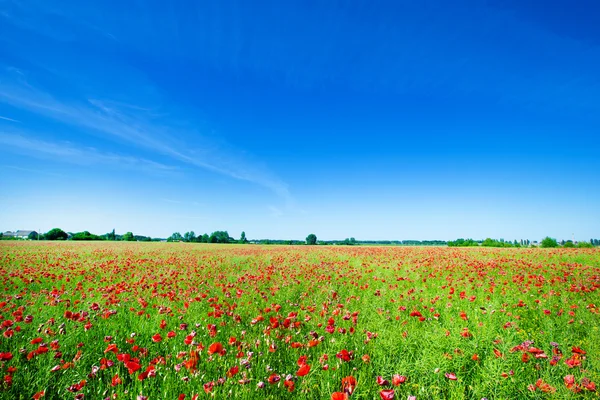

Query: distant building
left=2, top=230, right=37, bottom=239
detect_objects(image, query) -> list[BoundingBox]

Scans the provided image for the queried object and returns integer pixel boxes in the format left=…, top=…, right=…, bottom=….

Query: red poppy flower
left=376, top=376, right=390, bottom=386
left=336, top=349, right=353, bottom=362
left=227, top=366, right=239, bottom=377
left=152, top=333, right=162, bottom=343
left=267, top=374, right=281, bottom=384
left=203, top=381, right=214, bottom=393
left=445, top=372, right=457, bottom=380
left=284, top=379, right=295, bottom=392
left=392, top=375, right=407, bottom=386
left=208, top=342, right=225, bottom=355
left=582, top=378, right=596, bottom=392
left=379, top=389, right=395, bottom=399
left=111, top=374, right=122, bottom=386
left=341, top=376, right=357, bottom=395
left=104, top=344, right=118, bottom=354
left=331, top=392, right=349, bottom=400
left=535, top=379, right=556, bottom=393
left=297, top=364, right=311, bottom=377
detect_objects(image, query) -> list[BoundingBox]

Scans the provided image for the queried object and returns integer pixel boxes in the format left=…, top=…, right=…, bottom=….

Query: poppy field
left=0, top=242, right=599, bottom=399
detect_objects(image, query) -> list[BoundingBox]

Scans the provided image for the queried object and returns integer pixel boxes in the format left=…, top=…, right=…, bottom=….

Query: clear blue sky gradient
left=1, top=1, right=598, bottom=241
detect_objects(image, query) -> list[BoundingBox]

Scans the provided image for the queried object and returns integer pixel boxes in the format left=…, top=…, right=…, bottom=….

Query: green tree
left=122, top=232, right=135, bottom=242
left=209, top=231, right=232, bottom=243
left=577, top=241, right=593, bottom=248
left=72, top=231, right=104, bottom=241
left=183, top=231, right=196, bottom=242
left=107, top=229, right=116, bottom=241
left=45, top=228, right=68, bottom=241
left=563, top=240, right=574, bottom=248
left=306, top=233, right=317, bottom=245
left=239, top=231, right=248, bottom=244
left=168, top=232, right=183, bottom=242
left=540, top=236, right=558, bottom=248
left=28, top=231, right=39, bottom=240
left=201, top=233, right=209, bottom=243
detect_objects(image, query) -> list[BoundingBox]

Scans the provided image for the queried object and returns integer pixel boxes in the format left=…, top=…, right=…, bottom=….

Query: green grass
left=0, top=242, right=598, bottom=399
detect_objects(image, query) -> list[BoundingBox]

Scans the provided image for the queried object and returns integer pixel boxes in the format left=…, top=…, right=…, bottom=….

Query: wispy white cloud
left=0, top=70, right=292, bottom=202
left=0, top=115, right=20, bottom=122
left=0, top=132, right=176, bottom=172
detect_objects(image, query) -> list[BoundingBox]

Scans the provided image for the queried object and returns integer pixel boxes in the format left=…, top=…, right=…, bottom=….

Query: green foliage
left=105, top=229, right=116, bottom=241
left=540, top=236, right=558, bottom=248
left=167, top=232, right=183, bottom=242
left=71, top=231, right=104, bottom=241
left=134, top=235, right=152, bottom=242
left=577, top=241, right=593, bottom=248
left=122, top=232, right=135, bottom=242
left=481, top=238, right=515, bottom=247
left=183, top=231, right=196, bottom=242
left=306, top=233, right=317, bottom=245
left=45, top=228, right=68, bottom=241
left=563, top=240, right=574, bottom=248
left=447, top=238, right=479, bottom=247
left=239, top=231, right=248, bottom=244
left=209, top=231, right=233, bottom=243
left=28, top=231, right=39, bottom=240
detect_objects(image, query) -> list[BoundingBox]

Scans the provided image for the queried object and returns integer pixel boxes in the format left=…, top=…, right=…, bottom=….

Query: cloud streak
left=0, top=132, right=176, bottom=172
left=0, top=69, right=291, bottom=202
left=0, top=115, right=20, bottom=122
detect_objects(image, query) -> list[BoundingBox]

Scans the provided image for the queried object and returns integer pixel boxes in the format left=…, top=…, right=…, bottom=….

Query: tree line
left=448, top=237, right=597, bottom=248
left=3, top=229, right=598, bottom=248
left=0, top=228, right=155, bottom=242
left=166, top=231, right=247, bottom=244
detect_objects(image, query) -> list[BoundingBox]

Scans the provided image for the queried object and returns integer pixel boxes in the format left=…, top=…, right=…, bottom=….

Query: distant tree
left=448, top=238, right=478, bottom=247
left=481, top=238, right=495, bottom=247
left=134, top=235, right=152, bottom=242
left=239, top=231, right=248, bottom=244
left=541, top=237, right=558, bottom=248
left=577, top=241, right=593, bottom=248
left=107, top=229, right=116, bottom=241
left=560, top=240, right=565, bottom=246
left=45, top=228, right=68, bottom=241
left=168, top=232, right=183, bottom=242
left=28, top=231, right=39, bottom=240
left=201, top=233, right=209, bottom=243
left=72, top=231, right=104, bottom=241
left=183, top=231, right=196, bottom=243
left=563, top=240, right=574, bottom=248
left=306, top=233, right=317, bottom=245
left=208, top=231, right=232, bottom=244
left=122, top=232, right=135, bottom=242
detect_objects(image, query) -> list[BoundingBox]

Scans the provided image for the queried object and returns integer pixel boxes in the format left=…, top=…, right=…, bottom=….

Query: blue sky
left=1, top=0, right=599, bottom=241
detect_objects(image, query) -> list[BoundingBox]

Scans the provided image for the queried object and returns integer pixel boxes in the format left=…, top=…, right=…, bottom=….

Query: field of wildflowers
left=0, top=242, right=598, bottom=399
